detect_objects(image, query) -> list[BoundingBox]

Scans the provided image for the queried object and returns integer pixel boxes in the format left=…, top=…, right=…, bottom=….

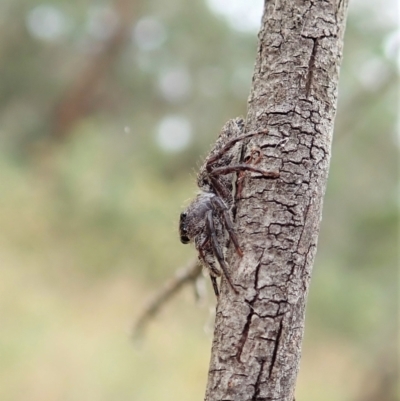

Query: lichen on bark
left=204, top=1, right=349, bottom=400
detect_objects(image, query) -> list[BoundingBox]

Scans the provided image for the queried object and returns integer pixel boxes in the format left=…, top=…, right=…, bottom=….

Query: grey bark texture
left=204, top=1, right=349, bottom=401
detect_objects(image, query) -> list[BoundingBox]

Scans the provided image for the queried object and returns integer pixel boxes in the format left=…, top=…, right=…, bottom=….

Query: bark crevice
left=305, top=38, right=318, bottom=97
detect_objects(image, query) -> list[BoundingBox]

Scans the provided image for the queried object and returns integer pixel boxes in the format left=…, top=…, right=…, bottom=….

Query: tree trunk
left=204, top=1, right=349, bottom=400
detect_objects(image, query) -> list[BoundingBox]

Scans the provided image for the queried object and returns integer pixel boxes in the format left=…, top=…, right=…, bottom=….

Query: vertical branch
left=52, top=0, right=136, bottom=140
left=205, top=1, right=349, bottom=400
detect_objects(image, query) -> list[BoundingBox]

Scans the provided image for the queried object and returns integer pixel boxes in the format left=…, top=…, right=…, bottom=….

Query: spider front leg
left=210, top=164, right=279, bottom=178
left=209, top=274, right=220, bottom=297
left=206, top=130, right=268, bottom=168
left=197, top=237, right=221, bottom=297
left=236, top=147, right=263, bottom=200
left=210, top=195, right=243, bottom=257
left=205, top=129, right=279, bottom=180
left=205, top=210, right=238, bottom=294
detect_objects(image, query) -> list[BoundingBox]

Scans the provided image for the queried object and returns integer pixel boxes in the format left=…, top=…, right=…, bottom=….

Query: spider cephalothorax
left=179, top=118, right=279, bottom=296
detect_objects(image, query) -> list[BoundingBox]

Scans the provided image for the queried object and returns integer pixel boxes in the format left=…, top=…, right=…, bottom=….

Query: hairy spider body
left=179, top=118, right=279, bottom=296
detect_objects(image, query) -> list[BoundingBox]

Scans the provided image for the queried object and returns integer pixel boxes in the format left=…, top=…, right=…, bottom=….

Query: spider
left=179, top=118, right=279, bottom=296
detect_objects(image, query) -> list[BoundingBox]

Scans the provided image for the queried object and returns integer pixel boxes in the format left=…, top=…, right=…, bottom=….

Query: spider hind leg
left=210, top=195, right=243, bottom=257
left=206, top=210, right=238, bottom=294
left=198, top=237, right=221, bottom=297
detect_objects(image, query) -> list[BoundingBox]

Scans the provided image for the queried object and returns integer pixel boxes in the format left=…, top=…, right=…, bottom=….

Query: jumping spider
left=179, top=118, right=279, bottom=296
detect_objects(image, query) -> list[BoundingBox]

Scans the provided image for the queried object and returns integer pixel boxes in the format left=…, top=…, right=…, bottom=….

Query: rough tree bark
left=204, top=1, right=349, bottom=400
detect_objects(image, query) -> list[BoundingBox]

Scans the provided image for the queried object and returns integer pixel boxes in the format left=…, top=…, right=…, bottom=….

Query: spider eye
left=179, top=212, right=189, bottom=244
left=180, top=235, right=190, bottom=244
left=179, top=213, right=187, bottom=230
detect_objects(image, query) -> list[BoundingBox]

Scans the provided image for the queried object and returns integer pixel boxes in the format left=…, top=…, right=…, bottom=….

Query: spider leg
left=205, top=210, right=238, bottom=294
left=210, top=276, right=219, bottom=297
left=210, top=196, right=243, bottom=257
left=210, top=163, right=279, bottom=178
left=209, top=175, right=232, bottom=205
left=236, top=148, right=262, bottom=200
left=206, top=130, right=268, bottom=169
left=197, top=237, right=221, bottom=297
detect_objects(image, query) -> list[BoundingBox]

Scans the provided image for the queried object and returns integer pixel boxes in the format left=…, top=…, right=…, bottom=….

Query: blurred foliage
left=0, top=0, right=398, bottom=400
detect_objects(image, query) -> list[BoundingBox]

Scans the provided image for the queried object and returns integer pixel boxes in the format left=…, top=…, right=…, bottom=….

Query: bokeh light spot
left=205, top=0, right=263, bottom=33
left=383, top=30, right=400, bottom=70
left=158, top=67, right=192, bottom=103
left=156, top=115, right=192, bottom=153
left=358, top=57, right=391, bottom=92
left=133, top=16, right=167, bottom=51
left=26, top=5, right=69, bottom=41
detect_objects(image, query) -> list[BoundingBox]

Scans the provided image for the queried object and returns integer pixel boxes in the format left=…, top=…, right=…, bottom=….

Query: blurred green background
left=0, top=0, right=398, bottom=400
